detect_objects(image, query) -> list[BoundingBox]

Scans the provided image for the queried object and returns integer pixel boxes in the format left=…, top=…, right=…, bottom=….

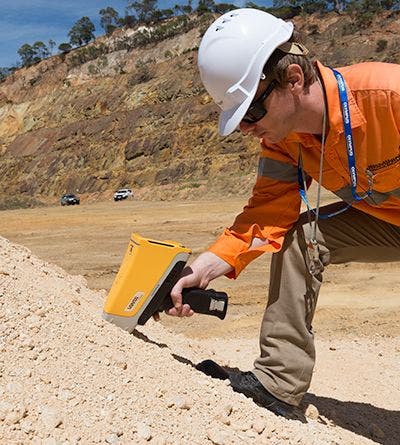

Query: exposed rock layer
left=0, top=12, right=399, bottom=208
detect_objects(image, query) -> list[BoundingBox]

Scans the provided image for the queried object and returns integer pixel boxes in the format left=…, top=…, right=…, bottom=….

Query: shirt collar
left=316, top=60, right=366, bottom=145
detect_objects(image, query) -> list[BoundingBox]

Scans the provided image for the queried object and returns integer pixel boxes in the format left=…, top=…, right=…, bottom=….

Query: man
left=166, top=8, right=400, bottom=419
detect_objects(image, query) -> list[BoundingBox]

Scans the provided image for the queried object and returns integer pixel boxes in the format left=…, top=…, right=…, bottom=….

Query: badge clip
left=306, top=238, right=323, bottom=276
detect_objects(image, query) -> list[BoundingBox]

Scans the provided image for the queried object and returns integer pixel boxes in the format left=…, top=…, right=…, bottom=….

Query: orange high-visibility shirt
left=208, top=61, right=400, bottom=278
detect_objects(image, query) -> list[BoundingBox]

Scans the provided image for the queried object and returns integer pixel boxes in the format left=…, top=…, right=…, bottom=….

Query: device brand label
left=125, top=291, right=144, bottom=312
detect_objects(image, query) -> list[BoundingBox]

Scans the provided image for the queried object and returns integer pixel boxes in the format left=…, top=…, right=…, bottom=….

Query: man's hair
left=262, top=31, right=317, bottom=92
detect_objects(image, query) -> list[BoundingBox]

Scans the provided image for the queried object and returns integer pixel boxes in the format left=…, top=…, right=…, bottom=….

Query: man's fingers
left=170, top=282, right=185, bottom=310
left=166, top=304, right=193, bottom=317
left=167, top=306, right=180, bottom=316
left=169, top=265, right=199, bottom=316
left=181, top=304, right=194, bottom=317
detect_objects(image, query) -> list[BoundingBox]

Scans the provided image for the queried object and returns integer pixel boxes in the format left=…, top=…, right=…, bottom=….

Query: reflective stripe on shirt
left=258, top=157, right=298, bottom=182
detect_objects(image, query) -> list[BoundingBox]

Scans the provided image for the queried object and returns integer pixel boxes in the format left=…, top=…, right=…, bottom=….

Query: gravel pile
left=0, top=236, right=382, bottom=444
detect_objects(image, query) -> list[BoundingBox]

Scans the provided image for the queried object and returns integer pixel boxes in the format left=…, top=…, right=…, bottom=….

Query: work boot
left=196, top=360, right=306, bottom=422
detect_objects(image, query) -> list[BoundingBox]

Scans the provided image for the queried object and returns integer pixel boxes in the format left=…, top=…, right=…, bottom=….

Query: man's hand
left=152, top=238, right=267, bottom=321
left=167, top=251, right=233, bottom=318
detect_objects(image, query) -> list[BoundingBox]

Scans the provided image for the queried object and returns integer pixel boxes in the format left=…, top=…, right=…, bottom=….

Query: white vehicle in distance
left=113, top=188, right=133, bottom=202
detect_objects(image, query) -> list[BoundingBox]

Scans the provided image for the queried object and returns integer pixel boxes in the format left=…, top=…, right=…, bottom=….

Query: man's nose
left=239, top=120, right=256, bottom=134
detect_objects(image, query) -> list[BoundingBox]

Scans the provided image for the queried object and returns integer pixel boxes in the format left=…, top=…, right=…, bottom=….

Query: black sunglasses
left=242, top=80, right=277, bottom=124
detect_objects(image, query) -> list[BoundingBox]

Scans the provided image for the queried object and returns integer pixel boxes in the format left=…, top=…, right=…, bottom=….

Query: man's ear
left=286, top=64, right=304, bottom=95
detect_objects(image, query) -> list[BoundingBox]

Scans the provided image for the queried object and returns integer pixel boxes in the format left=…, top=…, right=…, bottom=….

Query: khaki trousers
left=252, top=203, right=400, bottom=406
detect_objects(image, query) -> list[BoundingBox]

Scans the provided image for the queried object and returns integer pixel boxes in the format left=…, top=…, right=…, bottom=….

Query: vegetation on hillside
left=1, top=0, right=398, bottom=81
left=2, top=0, right=236, bottom=75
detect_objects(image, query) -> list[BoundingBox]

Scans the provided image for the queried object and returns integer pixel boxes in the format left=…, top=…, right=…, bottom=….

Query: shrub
left=128, top=59, right=154, bottom=86
left=67, top=43, right=108, bottom=68
left=308, top=24, right=319, bottom=35
left=88, top=64, right=98, bottom=75
left=376, top=39, right=388, bottom=52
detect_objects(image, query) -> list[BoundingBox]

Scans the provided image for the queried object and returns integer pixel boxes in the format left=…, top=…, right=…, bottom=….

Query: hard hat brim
left=218, top=83, right=258, bottom=136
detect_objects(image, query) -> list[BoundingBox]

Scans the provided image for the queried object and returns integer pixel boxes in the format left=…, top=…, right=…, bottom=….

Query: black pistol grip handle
left=181, top=288, right=228, bottom=320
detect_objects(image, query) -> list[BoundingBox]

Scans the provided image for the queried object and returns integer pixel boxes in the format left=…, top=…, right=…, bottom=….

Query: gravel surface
left=1, top=236, right=399, bottom=444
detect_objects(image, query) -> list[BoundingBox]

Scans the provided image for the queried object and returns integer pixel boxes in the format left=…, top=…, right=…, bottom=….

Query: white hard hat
left=198, top=8, right=294, bottom=136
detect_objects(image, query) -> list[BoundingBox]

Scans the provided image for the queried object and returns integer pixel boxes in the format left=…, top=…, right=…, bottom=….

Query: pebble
left=20, top=419, right=34, bottom=434
left=28, top=351, right=39, bottom=360
left=215, top=412, right=230, bottom=425
left=40, top=406, right=63, bottom=429
left=6, top=382, right=24, bottom=394
left=27, top=314, right=42, bottom=328
left=252, top=418, right=267, bottom=434
left=112, top=353, right=127, bottom=370
left=222, top=403, right=233, bottom=416
left=20, top=337, right=35, bottom=350
left=137, top=422, right=152, bottom=441
left=170, top=396, right=192, bottom=410
left=0, top=401, right=13, bottom=420
left=105, top=433, right=119, bottom=444
left=206, top=428, right=229, bottom=445
left=245, top=429, right=257, bottom=438
left=40, top=376, right=52, bottom=384
left=305, top=404, right=320, bottom=420
left=57, top=390, right=74, bottom=401
left=234, top=418, right=253, bottom=432
left=5, top=406, right=26, bottom=425
left=35, top=308, right=47, bottom=317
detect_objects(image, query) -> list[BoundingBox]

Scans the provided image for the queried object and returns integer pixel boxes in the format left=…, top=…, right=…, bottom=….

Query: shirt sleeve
left=208, top=141, right=302, bottom=279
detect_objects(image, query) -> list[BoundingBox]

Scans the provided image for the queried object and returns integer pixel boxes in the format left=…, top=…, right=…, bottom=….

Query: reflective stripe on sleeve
left=389, top=188, right=400, bottom=199
left=258, top=157, right=298, bottom=182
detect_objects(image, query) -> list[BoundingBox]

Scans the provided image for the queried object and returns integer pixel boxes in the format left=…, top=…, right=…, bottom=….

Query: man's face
left=239, top=77, right=299, bottom=144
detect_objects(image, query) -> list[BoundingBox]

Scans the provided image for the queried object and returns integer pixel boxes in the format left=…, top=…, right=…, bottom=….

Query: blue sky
left=0, top=0, right=270, bottom=68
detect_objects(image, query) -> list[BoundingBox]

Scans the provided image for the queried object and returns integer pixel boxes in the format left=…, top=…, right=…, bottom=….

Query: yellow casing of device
left=102, top=233, right=191, bottom=332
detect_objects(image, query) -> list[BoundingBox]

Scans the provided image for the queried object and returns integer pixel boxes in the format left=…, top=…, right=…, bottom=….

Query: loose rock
left=305, top=404, right=320, bottom=420
left=137, top=422, right=152, bottom=441
left=40, top=406, right=62, bottom=429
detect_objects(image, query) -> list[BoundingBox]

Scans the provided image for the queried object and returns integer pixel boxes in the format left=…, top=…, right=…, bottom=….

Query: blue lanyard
left=297, top=157, right=351, bottom=220
left=297, top=68, right=371, bottom=219
left=331, top=68, right=371, bottom=201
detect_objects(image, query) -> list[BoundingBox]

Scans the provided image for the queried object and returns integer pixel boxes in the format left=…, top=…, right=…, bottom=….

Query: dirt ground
left=0, top=196, right=399, bottom=444
left=1, top=197, right=399, bottom=341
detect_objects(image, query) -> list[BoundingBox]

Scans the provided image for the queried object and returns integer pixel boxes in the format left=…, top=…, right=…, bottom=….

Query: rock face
left=0, top=17, right=259, bottom=208
left=0, top=11, right=399, bottom=208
